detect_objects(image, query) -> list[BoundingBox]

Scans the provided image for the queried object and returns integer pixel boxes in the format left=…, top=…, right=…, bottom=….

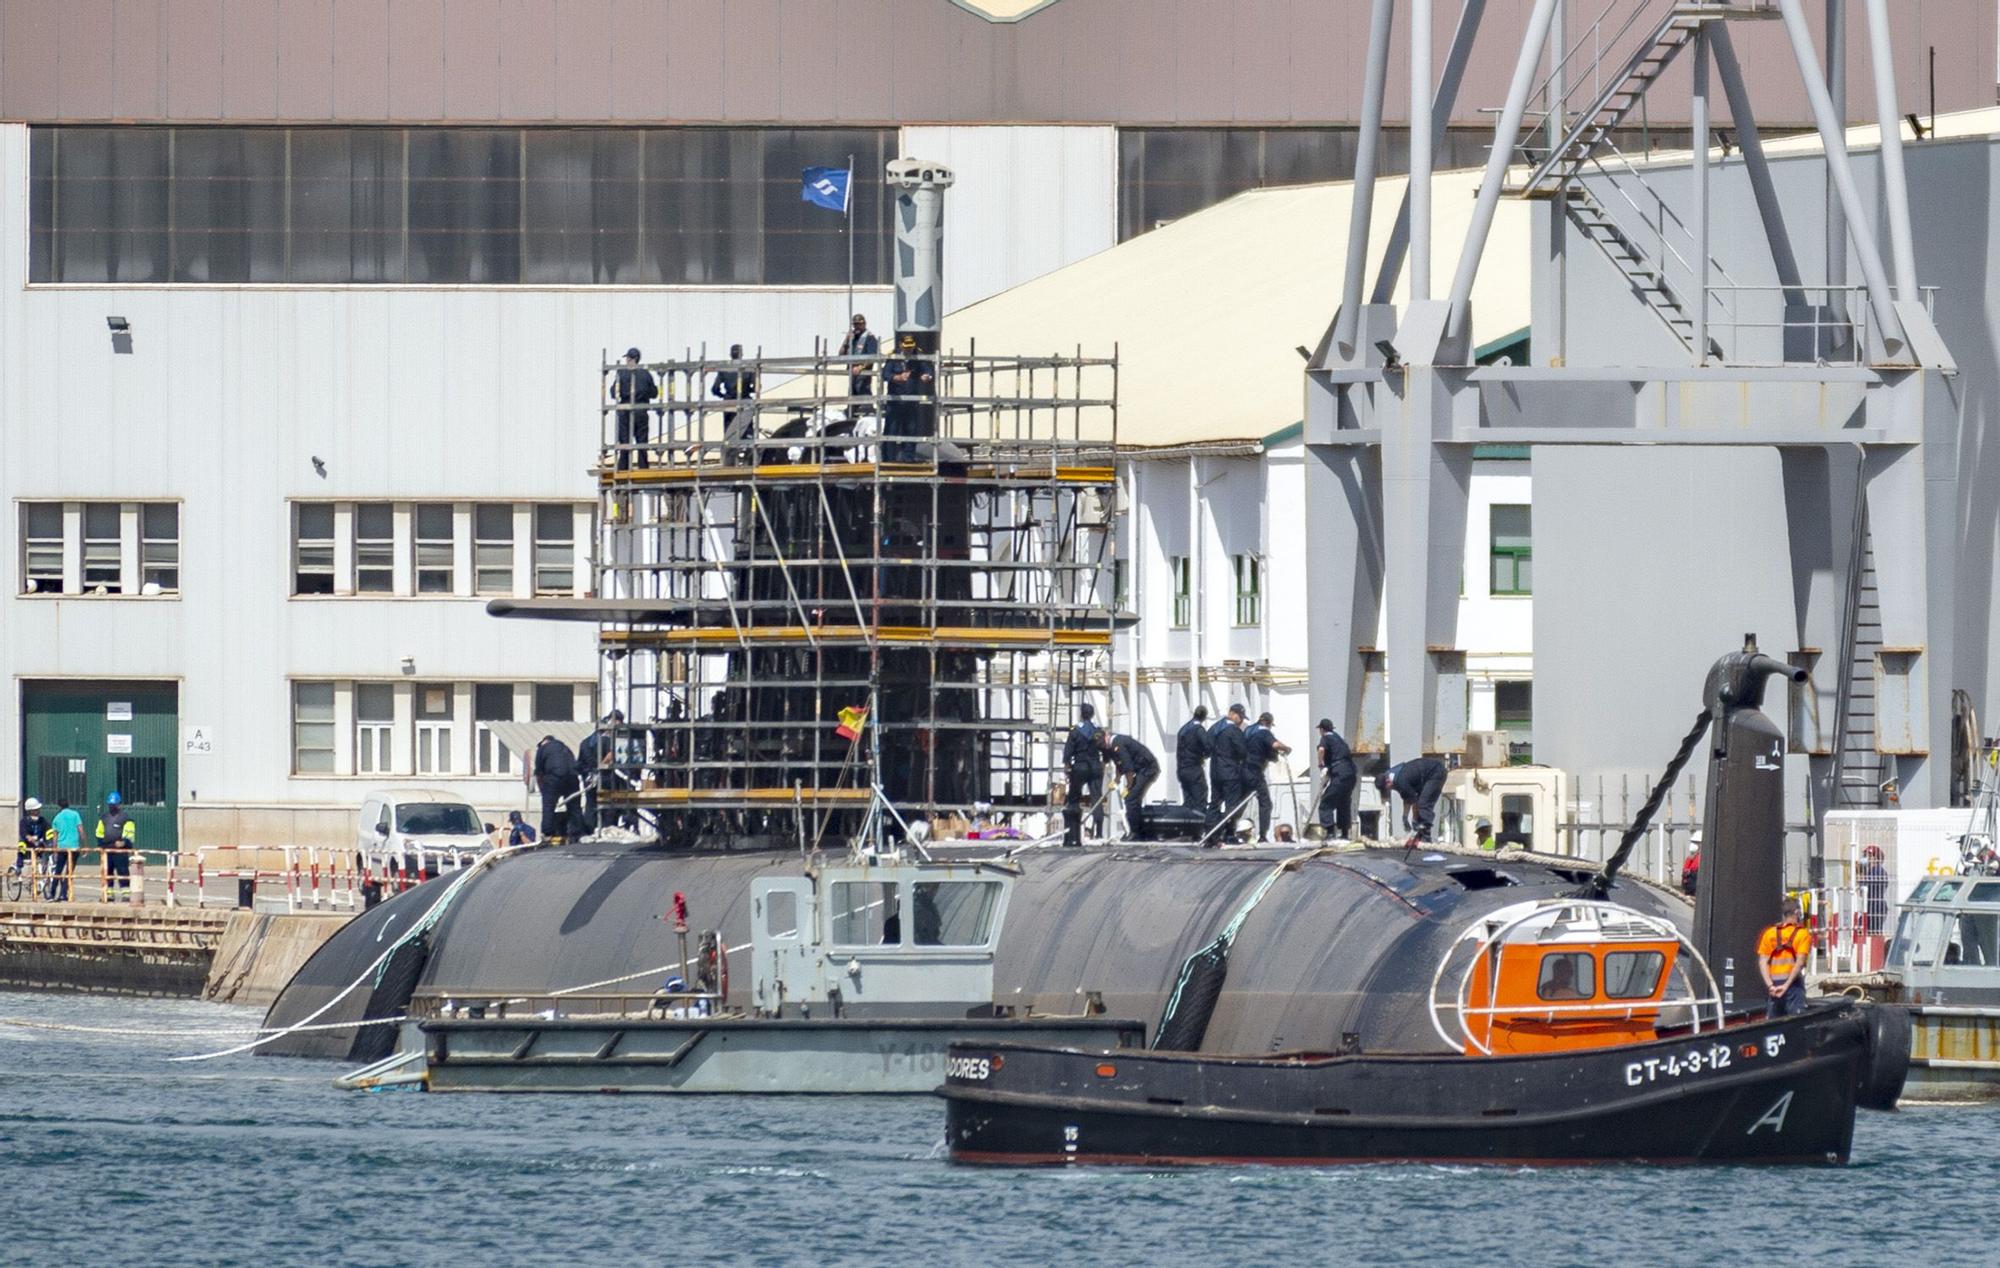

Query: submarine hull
left=942, top=1002, right=1889, bottom=1166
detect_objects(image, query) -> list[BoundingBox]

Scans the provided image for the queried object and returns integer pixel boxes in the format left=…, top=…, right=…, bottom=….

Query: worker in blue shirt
left=1377, top=756, right=1449, bottom=844
left=1314, top=719, right=1357, bottom=840
left=48, top=798, right=83, bottom=901
left=1241, top=712, right=1292, bottom=843
left=1175, top=707, right=1212, bottom=810
left=1062, top=703, right=1103, bottom=848
left=1207, top=705, right=1248, bottom=836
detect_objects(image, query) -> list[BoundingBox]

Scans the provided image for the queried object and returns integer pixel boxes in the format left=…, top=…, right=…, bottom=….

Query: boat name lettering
left=876, top=1042, right=942, bottom=1075
left=945, top=1055, right=992, bottom=1081
left=1624, top=1044, right=1733, bottom=1086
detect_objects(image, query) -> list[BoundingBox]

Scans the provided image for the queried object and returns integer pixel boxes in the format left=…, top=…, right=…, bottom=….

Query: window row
left=19, top=502, right=178, bottom=596
left=292, top=502, right=590, bottom=599
left=30, top=126, right=898, bottom=286
left=292, top=679, right=590, bottom=777
left=1159, top=553, right=1259, bottom=630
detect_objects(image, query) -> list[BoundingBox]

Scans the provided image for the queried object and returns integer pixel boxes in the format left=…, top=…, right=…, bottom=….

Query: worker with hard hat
left=15, top=796, right=52, bottom=877
left=1681, top=831, right=1702, bottom=896
left=96, top=791, right=137, bottom=901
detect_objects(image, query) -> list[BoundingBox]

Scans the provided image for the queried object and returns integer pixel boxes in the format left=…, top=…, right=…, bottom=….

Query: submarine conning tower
left=1694, top=633, right=1809, bottom=1013
left=496, top=158, right=1119, bottom=850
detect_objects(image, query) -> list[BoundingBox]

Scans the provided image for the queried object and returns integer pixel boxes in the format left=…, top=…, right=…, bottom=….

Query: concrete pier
left=0, top=902, right=349, bottom=1004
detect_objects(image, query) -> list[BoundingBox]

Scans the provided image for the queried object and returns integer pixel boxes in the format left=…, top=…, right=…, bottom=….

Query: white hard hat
left=1690, top=830, right=1703, bottom=847
left=23, top=797, right=40, bottom=812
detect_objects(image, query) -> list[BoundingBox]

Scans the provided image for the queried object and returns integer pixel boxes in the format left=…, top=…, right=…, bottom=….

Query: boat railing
left=419, top=989, right=732, bottom=1023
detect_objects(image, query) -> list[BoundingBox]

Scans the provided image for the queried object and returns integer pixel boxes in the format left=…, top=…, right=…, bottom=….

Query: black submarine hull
left=941, top=1001, right=1905, bottom=1166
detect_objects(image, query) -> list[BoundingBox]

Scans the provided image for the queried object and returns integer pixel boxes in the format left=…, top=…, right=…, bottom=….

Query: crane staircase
left=1830, top=510, right=1886, bottom=809
left=1505, top=1, right=1780, bottom=355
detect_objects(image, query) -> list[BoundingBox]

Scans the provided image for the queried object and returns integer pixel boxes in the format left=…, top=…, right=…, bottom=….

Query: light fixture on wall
left=400, top=656, right=416, bottom=676
left=107, top=315, right=133, bottom=354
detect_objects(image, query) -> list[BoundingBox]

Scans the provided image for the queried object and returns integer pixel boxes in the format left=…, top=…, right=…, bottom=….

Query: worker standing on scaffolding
left=611, top=348, right=658, bottom=471
left=882, top=333, right=933, bottom=463
left=712, top=343, right=758, bottom=463
left=1063, top=703, right=1103, bottom=849
left=839, top=313, right=880, bottom=408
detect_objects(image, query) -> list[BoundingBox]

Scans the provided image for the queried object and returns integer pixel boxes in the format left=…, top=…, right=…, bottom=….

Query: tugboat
left=940, top=639, right=1914, bottom=1165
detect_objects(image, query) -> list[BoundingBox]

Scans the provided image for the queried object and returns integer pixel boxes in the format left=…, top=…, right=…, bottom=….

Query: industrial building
left=0, top=0, right=1994, bottom=851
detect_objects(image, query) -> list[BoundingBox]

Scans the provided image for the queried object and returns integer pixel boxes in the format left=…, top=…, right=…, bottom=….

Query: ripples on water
left=3, top=991, right=1997, bottom=1267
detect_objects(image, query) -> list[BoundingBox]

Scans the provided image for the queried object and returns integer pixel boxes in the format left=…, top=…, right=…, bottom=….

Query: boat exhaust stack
left=1694, top=634, right=1807, bottom=1014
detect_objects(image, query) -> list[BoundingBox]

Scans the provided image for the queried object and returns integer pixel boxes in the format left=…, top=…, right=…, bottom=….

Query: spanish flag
left=836, top=704, right=869, bottom=742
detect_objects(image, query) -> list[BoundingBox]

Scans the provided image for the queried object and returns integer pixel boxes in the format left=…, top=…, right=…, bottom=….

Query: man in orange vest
left=1758, top=896, right=1813, bottom=1018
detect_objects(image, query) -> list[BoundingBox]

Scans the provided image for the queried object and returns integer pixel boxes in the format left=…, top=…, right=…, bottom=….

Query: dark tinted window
left=30, top=126, right=895, bottom=286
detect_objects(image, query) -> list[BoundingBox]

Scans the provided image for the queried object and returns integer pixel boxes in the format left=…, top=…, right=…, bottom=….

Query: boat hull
left=942, top=1004, right=1884, bottom=1165
left=418, top=1015, right=1143, bottom=1094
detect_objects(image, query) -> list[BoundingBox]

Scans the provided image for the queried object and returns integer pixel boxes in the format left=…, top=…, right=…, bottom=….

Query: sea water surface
left=1, top=990, right=1995, bottom=1267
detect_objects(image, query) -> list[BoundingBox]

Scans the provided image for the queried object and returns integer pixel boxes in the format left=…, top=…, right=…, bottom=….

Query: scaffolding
left=586, top=344, right=1119, bottom=850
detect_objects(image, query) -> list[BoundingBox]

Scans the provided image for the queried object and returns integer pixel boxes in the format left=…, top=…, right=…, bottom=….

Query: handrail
left=1524, top=4, right=1696, bottom=192
left=1829, top=479, right=1871, bottom=805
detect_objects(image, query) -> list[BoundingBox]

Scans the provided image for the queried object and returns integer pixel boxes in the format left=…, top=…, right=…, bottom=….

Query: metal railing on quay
left=6, top=847, right=179, bottom=906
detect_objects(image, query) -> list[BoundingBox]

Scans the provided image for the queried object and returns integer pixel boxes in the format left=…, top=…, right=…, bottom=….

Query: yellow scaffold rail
left=601, top=787, right=874, bottom=805
left=598, top=461, right=1115, bottom=487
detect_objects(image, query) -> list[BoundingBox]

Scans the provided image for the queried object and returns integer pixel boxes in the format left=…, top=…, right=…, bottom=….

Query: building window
left=1495, top=680, right=1533, bottom=764
left=475, top=683, right=517, bottom=775
left=1170, top=556, right=1191, bottom=629
left=414, top=684, right=455, bottom=774
left=534, top=682, right=577, bottom=722
left=474, top=505, right=515, bottom=596
left=355, top=683, right=395, bottom=775
left=1490, top=505, right=1532, bottom=596
left=355, top=504, right=395, bottom=593
left=1233, top=554, right=1261, bottom=626
left=294, top=504, right=336, bottom=595
left=293, top=682, right=336, bottom=774
left=1111, top=560, right=1128, bottom=610
left=21, top=503, right=63, bottom=594
left=140, top=503, right=179, bottom=593
left=534, top=505, right=575, bottom=596
left=31, top=125, right=898, bottom=286
left=19, top=501, right=179, bottom=597
left=413, top=503, right=455, bottom=594
left=81, top=503, right=122, bottom=593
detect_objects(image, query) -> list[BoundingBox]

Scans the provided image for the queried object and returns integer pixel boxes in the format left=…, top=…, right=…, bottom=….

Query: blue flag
left=802, top=166, right=852, bottom=214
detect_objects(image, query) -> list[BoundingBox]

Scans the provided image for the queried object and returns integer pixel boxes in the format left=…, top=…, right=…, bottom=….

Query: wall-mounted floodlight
left=107, top=316, right=130, bottom=332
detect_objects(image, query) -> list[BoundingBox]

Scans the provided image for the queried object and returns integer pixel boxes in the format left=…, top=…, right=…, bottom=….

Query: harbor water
left=2, top=991, right=1996, bottom=1267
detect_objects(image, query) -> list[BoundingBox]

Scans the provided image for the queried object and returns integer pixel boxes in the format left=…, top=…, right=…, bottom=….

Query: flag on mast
left=802, top=166, right=852, bottom=213
left=835, top=704, right=869, bottom=742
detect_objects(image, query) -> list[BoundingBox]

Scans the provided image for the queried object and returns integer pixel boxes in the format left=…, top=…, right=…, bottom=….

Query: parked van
left=357, top=789, right=491, bottom=880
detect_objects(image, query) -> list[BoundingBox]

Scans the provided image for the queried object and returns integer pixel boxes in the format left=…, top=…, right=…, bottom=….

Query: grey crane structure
left=1307, top=0, right=1963, bottom=844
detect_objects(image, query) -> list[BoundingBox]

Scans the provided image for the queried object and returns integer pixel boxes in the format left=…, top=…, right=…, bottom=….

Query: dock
left=0, top=901, right=351, bottom=1005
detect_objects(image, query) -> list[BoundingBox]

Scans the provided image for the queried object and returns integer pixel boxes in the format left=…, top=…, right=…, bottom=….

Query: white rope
left=169, top=843, right=527, bottom=1063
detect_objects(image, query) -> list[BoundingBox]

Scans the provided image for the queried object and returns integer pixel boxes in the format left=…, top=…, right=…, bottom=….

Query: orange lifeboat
left=1431, top=900, right=1724, bottom=1057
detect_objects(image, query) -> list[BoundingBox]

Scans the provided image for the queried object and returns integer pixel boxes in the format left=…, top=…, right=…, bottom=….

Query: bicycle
left=4, top=845, right=52, bottom=903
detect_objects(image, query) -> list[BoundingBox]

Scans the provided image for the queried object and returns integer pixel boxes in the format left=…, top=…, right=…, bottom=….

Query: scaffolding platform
left=568, top=345, right=1119, bottom=848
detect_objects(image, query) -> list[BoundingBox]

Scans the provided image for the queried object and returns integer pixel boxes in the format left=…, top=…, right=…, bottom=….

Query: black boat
left=942, top=998, right=1909, bottom=1166
left=941, top=640, right=1914, bottom=1167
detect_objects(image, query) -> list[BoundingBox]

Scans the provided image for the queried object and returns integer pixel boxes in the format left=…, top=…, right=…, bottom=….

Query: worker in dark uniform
left=529, top=733, right=583, bottom=842
left=94, top=792, right=137, bottom=901
left=1062, top=703, right=1103, bottom=849
left=1100, top=729, right=1161, bottom=816
left=839, top=313, right=880, bottom=407
left=1175, top=706, right=1212, bottom=810
left=711, top=343, right=758, bottom=463
left=882, top=333, right=934, bottom=463
left=1208, top=704, right=1249, bottom=834
left=1377, top=755, right=1449, bottom=843
left=1314, top=718, right=1357, bottom=840
left=1241, top=711, right=1291, bottom=843
left=611, top=347, right=658, bottom=471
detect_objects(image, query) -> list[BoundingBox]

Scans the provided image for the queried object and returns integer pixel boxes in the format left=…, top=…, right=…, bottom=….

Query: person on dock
left=48, top=798, right=82, bottom=901
left=528, top=734, right=583, bottom=843
left=1062, top=703, right=1103, bottom=849
left=1314, top=718, right=1357, bottom=840
left=712, top=344, right=758, bottom=462
left=1242, top=712, right=1291, bottom=843
left=1099, top=729, right=1160, bottom=814
left=1759, top=897, right=1813, bottom=1018
left=1681, top=833, right=1703, bottom=896
left=1377, top=756, right=1448, bottom=844
left=1208, top=705, right=1248, bottom=832
left=1858, top=843, right=1890, bottom=935
left=1175, top=706, right=1212, bottom=811
left=95, top=792, right=136, bottom=901
left=611, top=347, right=659, bottom=472
left=839, top=314, right=880, bottom=407
left=15, top=797, right=51, bottom=877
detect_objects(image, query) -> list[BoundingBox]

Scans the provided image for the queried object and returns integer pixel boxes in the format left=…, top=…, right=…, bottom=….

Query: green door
left=21, top=681, right=179, bottom=859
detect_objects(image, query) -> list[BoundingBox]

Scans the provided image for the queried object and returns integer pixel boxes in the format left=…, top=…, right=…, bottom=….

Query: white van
left=357, top=789, right=492, bottom=879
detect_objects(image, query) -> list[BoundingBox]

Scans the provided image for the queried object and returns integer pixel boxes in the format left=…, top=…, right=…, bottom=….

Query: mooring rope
left=1575, top=707, right=1714, bottom=899
left=0, top=1015, right=407, bottom=1039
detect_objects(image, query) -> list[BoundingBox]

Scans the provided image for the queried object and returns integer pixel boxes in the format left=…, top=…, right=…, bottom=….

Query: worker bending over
left=1377, top=756, right=1448, bottom=844
left=1099, top=729, right=1161, bottom=814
